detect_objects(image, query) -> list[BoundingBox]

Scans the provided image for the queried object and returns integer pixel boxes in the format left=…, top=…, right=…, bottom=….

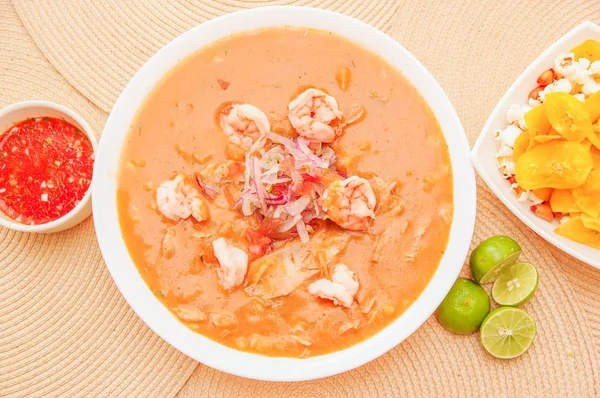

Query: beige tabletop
left=1, top=1, right=599, bottom=397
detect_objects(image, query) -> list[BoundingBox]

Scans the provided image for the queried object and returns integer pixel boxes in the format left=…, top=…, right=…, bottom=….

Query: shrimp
left=212, top=238, right=249, bottom=290
left=321, top=176, right=376, bottom=231
left=288, top=88, right=343, bottom=143
left=308, top=264, right=359, bottom=308
left=220, top=103, right=270, bottom=153
left=156, top=174, right=209, bottom=223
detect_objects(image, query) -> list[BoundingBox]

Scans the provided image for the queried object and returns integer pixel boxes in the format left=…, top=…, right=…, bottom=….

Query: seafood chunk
left=220, top=103, right=270, bottom=152
left=172, top=305, right=206, bottom=322
left=308, top=264, right=359, bottom=308
left=288, top=88, right=343, bottom=143
left=322, top=176, right=376, bottom=231
left=156, top=174, right=209, bottom=222
left=308, top=279, right=353, bottom=308
left=161, top=228, right=176, bottom=259
left=372, top=177, right=404, bottom=216
left=331, top=264, right=359, bottom=296
left=245, top=230, right=351, bottom=299
left=212, top=238, right=249, bottom=290
left=245, top=240, right=315, bottom=300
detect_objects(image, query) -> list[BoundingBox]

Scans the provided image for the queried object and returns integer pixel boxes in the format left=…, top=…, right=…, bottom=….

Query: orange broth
left=117, top=27, right=453, bottom=357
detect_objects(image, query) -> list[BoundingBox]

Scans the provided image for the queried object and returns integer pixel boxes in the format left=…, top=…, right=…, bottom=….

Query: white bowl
left=472, top=21, right=600, bottom=270
left=0, top=100, right=96, bottom=233
left=93, top=6, right=476, bottom=381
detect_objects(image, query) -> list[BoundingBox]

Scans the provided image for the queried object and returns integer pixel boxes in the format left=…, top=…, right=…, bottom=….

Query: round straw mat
left=6, top=0, right=600, bottom=396
left=0, top=2, right=196, bottom=397
left=12, top=0, right=400, bottom=114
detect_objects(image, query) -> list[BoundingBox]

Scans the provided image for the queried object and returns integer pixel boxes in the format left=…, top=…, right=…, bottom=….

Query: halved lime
left=437, top=278, right=490, bottom=334
left=480, top=307, right=536, bottom=359
left=470, top=235, right=522, bottom=283
left=492, top=262, right=539, bottom=306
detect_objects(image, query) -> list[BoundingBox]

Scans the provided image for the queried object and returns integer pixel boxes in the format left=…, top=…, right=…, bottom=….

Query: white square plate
left=471, top=21, right=600, bottom=270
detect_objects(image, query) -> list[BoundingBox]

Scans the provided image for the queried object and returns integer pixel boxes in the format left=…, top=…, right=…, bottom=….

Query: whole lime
left=469, top=235, right=522, bottom=283
left=437, top=278, right=491, bottom=334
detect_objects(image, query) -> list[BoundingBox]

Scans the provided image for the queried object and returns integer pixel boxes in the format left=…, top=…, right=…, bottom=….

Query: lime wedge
left=480, top=307, right=536, bottom=359
left=492, top=262, right=539, bottom=306
left=470, top=235, right=522, bottom=283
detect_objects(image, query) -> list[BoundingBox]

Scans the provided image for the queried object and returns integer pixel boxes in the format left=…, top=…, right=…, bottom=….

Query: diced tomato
left=301, top=173, right=321, bottom=183
left=270, top=184, right=287, bottom=197
left=248, top=243, right=269, bottom=257
left=246, top=229, right=271, bottom=244
left=218, top=79, right=230, bottom=90
left=293, top=181, right=313, bottom=196
left=245, top=217, right=285, bottom=251
left=246, top=228, right=272, bottom=258
left=256, top=217, right=283, bottom=236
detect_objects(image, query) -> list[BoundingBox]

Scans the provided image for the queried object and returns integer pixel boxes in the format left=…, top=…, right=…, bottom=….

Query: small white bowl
left=472, top=21, right=600, bottom=270
left=93, top=6, right=476, bottom=381
left=0, top=100, right=97, bottom=233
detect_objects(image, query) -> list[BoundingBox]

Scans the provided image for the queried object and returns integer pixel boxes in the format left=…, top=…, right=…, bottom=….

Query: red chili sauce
left=0, top=117, right=94, bottom=225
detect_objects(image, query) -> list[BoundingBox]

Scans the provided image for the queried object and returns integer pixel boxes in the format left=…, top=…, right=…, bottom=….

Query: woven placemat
left=388, top=0, right=600, bottom=350
left=5, top=0, right=600, bottom=396
left=0, top=2, right=196, bottom=397
left=12, top=0, right=400, bottom=114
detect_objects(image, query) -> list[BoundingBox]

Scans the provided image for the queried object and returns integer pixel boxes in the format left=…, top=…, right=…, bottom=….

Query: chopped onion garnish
left=251, top=157, right=268, bottom=210
left=268, top=132, right=295, bottom=148
left=297, top=138, right=328, bottom=168
left=231, top=188, right=249, bottom=209
left=265, top=194, right=288, bottom=205
left=277, top=214, right=302, bottom=232
left=320, top=147, right=336, bottom=166
left=285, top=195, right=311, bottom=216
left=273, top=206, right=284, bottom=219
left=236, top=131, right=346, bottom=245
left=296, top=219, right=309, bottom=243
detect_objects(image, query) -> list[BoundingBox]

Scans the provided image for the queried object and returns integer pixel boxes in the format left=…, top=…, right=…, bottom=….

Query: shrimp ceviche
left=493, top=39, right=600, bottom=249
left=118, top=27, right=453, bottom=357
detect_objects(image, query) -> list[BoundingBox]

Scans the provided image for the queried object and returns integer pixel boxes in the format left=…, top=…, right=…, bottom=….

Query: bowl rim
left=0, top=100, right=97, bottom=233
left=93, top=5, right=476, bottom=381
left=471, top=21, right=600, bottom=269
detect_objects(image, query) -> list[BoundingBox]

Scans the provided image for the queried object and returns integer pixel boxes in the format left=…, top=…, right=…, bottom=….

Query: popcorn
left=506, top=104, right=531, bottom=130
left=579, top=58, right=591, bottom=70
left=498, top=124, right=522, bottom=148
left=498, top=159, right=515, bottom=177
left=517, top=190, right=543, bottom=205
left=497, top=145, right=514, bottom=157
left=588, top=60, right=600, bottom=76
left=539, top=78, right=572, bottom=101
left=554, top=53, right=589, bottom=84
left=582, top=79, right=600, bottom=96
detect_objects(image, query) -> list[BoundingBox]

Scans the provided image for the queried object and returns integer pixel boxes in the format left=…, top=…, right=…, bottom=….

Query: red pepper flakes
left=0, top=117, right=94, bottom=225
left=218, top=79, right=230, bottom=90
